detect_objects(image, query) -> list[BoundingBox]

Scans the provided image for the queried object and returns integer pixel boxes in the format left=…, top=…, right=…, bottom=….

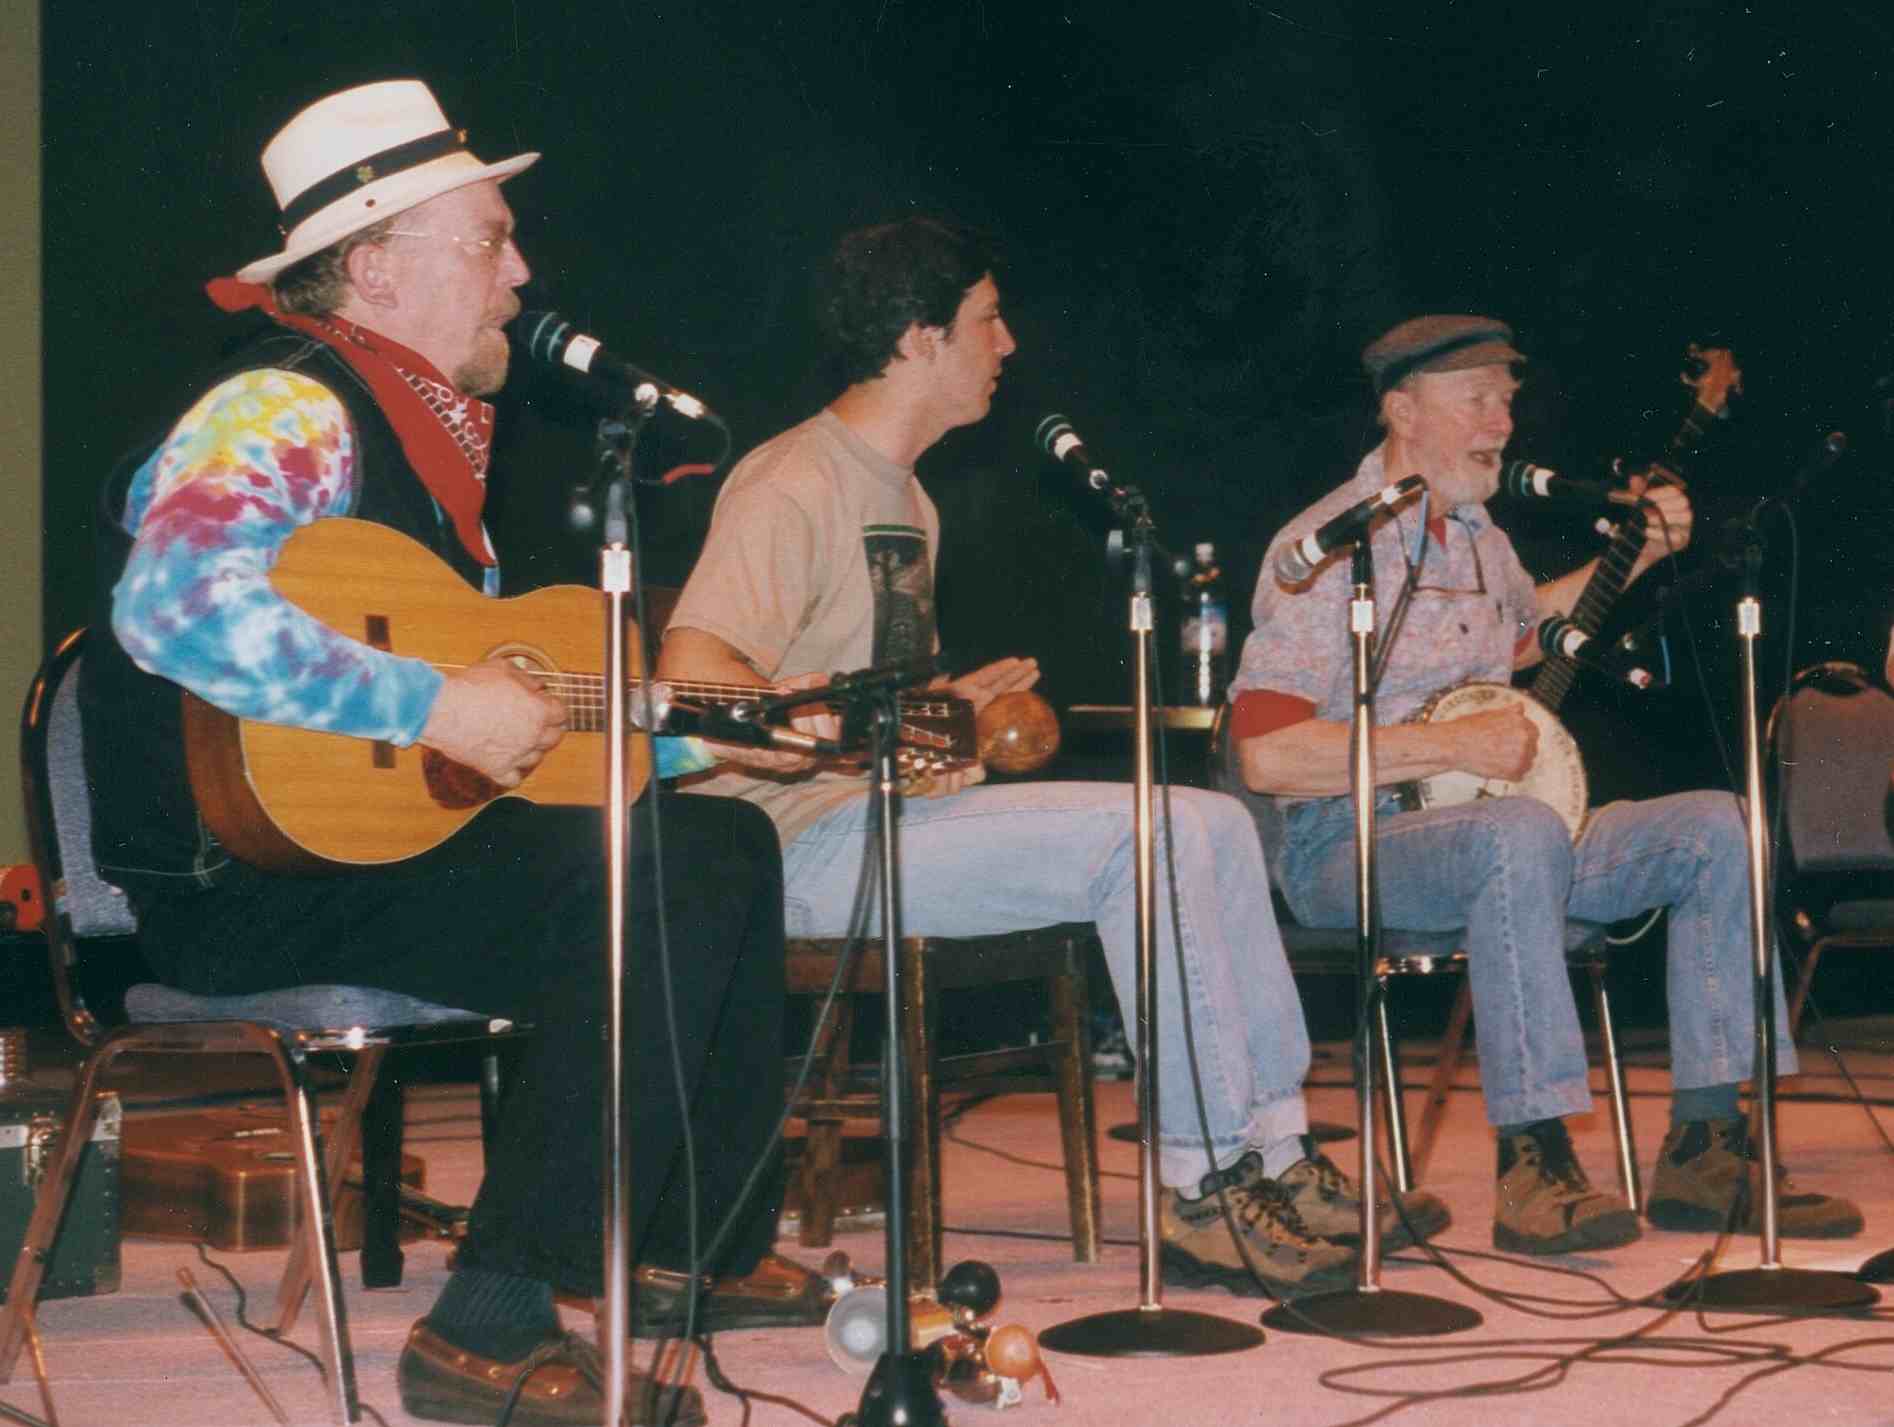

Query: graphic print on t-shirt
left=862, top=523, right=936, bottom=668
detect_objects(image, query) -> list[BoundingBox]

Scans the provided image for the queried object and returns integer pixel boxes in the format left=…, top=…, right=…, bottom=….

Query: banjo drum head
left=1413, top=683, right=1589, bottom=840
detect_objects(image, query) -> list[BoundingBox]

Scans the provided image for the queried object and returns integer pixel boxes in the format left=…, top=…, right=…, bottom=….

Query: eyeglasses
left=1400, top=516, right=1489, bottom=598
left=383, top=229, right=517, bottom=263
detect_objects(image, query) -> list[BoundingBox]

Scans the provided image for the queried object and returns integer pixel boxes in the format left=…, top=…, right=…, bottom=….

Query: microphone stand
left=812, top=674, right=950, bottom=1427
left=1037, top=475, right=1263, bottom=1358
left=1264, top=540, right=1479, bottom=1336
left=581, top=404, right=656, bottom=1427
left=1661, top=510, right=1879, bottom=1313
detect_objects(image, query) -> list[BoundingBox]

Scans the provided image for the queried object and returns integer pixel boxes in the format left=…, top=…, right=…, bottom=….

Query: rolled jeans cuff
left=1159, top=1123, right=1258, bottom=1191
left=1482, top=1074, right=1591, bottom=1130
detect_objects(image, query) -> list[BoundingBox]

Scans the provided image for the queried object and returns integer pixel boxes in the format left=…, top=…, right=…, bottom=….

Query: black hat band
left=277, top=126, right=469, bottom=235
left=1373, top=328, right=1513, bottom=395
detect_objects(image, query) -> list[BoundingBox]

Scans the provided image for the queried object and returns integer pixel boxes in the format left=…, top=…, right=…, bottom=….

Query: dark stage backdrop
left=42, top=2, right=1894, bottom=849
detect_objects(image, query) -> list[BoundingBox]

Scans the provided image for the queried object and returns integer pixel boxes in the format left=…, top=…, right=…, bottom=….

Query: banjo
left=1399, top=344, right=1744, bottom=839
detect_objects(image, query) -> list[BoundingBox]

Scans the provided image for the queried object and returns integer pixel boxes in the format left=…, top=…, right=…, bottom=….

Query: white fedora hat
left=236, top=79, right=538, bottom=284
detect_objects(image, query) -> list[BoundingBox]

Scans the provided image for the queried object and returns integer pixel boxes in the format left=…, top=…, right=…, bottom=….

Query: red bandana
left=207, top=278, right=496, bottom=567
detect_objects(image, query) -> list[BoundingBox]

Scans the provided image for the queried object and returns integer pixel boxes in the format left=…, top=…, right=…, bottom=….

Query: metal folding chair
left=0, top=630, right=520, bottom=1426
left=1771, top=660, right=1894, bottom=1036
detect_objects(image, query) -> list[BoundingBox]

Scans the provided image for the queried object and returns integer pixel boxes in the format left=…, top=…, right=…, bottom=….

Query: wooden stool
left=785, top=924, right=1103, bottom=1293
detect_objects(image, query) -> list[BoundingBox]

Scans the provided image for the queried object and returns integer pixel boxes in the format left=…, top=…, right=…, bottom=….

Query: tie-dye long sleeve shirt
left=113, top=367, right=713, bottom=776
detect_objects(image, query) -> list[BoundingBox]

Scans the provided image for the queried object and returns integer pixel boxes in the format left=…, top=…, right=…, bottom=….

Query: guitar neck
left=528, top=674, right=776, bottom=733
left=528, top=670, right=961, bottom=751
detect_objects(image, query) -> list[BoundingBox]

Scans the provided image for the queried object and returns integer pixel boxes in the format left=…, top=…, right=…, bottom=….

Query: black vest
left=80, top=329, right=491, bottom=902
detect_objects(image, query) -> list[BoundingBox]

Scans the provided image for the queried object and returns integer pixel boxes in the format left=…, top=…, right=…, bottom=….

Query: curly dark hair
left=816, top=217, right=999, bottom=386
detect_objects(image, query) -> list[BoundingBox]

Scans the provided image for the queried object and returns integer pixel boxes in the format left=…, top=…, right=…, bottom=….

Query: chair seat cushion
left=125, top=982, right=496, bottom=1033
left=1823, top=899, right=1894, bottom=935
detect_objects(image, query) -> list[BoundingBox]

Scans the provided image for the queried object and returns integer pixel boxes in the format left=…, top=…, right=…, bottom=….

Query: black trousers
left=133, top=790, right=785, bottom=1297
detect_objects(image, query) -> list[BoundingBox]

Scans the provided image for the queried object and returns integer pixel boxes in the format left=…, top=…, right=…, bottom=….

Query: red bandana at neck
left=207, top=278, right=496, bottom=567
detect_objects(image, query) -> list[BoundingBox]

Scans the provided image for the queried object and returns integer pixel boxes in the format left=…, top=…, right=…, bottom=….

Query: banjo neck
left=1526, top=519, right=1646, bottom=712
left=1526, top=344, right=1742, bottom=714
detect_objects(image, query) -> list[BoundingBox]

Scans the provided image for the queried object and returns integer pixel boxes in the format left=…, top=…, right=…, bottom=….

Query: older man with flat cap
left=1221, top=315, right=1863, bottom=1255
left=80, top=79, right=814, bottom=1426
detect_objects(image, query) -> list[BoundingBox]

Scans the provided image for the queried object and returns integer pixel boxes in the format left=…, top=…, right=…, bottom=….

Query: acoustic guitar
left=1400, top=344, right=1744, bottom=837
left=183, top=517, right=976, bottom=873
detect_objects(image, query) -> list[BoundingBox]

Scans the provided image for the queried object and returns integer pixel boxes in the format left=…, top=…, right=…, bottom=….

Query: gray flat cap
left=1363, top=314, right=1523, bottom=394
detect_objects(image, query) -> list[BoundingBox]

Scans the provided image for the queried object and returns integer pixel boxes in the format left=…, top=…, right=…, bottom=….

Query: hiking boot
left=1646, top=1117, right=1864, bottom=1239
left=1493, top=1120, right=1641, bottom=1255
left=1275, top=1135, right=1453, bottom=1250
left=1160, top=1150, right=1357, bottom=1299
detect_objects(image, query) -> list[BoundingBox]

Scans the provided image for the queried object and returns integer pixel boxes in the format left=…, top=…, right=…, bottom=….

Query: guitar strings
left=400, top=665, right=957, bottom=740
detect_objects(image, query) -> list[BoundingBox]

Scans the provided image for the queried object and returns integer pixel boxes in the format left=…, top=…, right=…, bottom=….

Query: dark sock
left=1670, top=1083, right=1741, bottom=1129
left=423, top=1267, right=559, bottom=1362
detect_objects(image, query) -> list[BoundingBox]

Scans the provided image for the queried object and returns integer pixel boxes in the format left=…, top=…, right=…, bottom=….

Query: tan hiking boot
left=1646, top=1117, right=1864, bottom=1239
left=1160, top=1150, right=1357, bottom=1299
left=1493, top=1120, right=1641, bottom=1255
left=1275, top=1135, right=1453, bottom=1250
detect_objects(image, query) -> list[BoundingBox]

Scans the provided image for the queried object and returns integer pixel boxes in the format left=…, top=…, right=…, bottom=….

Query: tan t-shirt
left=669, top=410, right=940, bottom=845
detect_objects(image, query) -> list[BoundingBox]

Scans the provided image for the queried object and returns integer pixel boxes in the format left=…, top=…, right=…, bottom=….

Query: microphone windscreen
left=507, top=310, right=569, bottom=364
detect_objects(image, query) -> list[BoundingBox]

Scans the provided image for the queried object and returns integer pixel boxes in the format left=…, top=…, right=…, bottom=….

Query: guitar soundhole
left=420, top=748, right=504, bottom=810
left=488, top=640, right=555, bottom=676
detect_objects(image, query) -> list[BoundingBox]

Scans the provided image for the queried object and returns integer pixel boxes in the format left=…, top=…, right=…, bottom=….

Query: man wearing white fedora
left=80, top=79, right=803, bottom=1426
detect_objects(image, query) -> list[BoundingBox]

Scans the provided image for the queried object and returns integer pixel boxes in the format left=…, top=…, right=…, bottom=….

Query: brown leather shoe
left=397, top=1321, right=706, bottom=1426
left=629, top=1252, right=835, bottom=1338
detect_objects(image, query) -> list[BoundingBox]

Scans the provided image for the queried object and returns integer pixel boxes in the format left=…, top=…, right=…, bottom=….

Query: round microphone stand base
left=1037, top=1305, right=1264, bottom=1358
left=1660, top=1266, right=1879, bottom=1314
left=1857, top=1247, right=1894, bottom=1284
left=1262, top=1287, right=1482, bottom=1337
left=850, top=1351, right=951, bottom=1427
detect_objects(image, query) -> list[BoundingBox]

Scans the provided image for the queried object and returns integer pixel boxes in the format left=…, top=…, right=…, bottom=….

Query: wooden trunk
left=120, top=1104, right=425, bottom=1252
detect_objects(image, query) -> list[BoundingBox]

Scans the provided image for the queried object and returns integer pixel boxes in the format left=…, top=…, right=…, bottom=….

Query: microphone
left=701, top=702, right=836, bottom=755
left=1710, top=430, right=1850, bottom=570
left=1782, top=430, right=1848, bottom=504
left=1035, top=414, right=1110, bottom=491
left=1274, top=475, right=1427, bottom=583
left=1538, top=616, right=1657, bottom=690
left=1500, top=461, right=1645, bottom=508
left=642, top=687, right=840, bottom=755
left=508, top=310, right=720, bottom=422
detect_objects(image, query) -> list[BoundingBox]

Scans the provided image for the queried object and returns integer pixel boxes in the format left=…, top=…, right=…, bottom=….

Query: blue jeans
left=781, top=781, right=1311, bottom=1187
left=1279, top=790, right=1794, bottom=1128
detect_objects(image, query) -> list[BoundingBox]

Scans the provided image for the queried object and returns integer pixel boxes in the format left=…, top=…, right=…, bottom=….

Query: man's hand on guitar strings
left=418, top=658, right=568, bottom=788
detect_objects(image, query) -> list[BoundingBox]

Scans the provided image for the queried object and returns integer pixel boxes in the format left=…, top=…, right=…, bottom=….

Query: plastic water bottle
left=1178, top=542, right=1229, bottom=707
